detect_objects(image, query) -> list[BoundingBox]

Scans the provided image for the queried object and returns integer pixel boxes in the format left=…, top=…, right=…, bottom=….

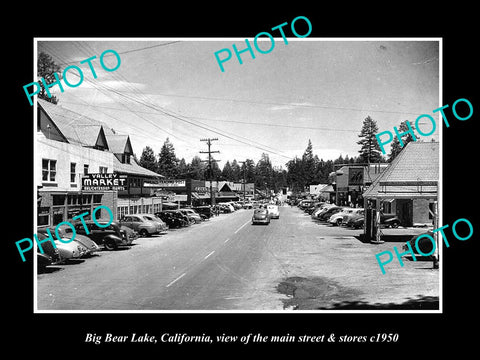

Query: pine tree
left=37, top=52, right=62, bottom=104
left=230, top=159, right=241, bottom=182
left=302, top=139, right=316, bottom=186
left=189, top=156, right=205, bottom=180
left=357, top=116, right=384, bottom=163
left=138, top=146, right=157, bottom=172
left=388, top=120, right=420, bottom=162
left=221, top=161, right=234, bottom=181
left=157, top=138, right=179, bottom=178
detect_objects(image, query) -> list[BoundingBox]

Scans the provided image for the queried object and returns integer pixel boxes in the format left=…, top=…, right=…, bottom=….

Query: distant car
left=136, top=213, right=168, bottom=232
left=36, top=228, right=88, bottom=261
left=179, top=209, right=203, bottom=224
left=311, top=203, right=335, bottom=219
left=243, top=202, right=253, bottom=209
left=342, top=208, right=365, bottom=226
left=266, top=204, right=280, bottom=219
left=155, top=211, right=188, bottom=228
left=252, top=208, right=270, bottom=225
left=328, top=208, right=354, bottom=226
left=318, top=206, right=343, bottom=221
left=218, top=203, right=235, bottom=213
left=380, top=213, right=402, bottom=228
left=120, top=214, right=163, bottom=236
left=74, top=220, right=133, bottom=250
left=192, top=206, right=213, bottom=219
left=164, top=210, right=193, bottom=225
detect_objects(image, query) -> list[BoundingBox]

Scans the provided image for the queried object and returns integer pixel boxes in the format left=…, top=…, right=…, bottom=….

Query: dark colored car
left=155, top=211, right=188, bottom=228
left=35, top=232, right=61, bottom=272
left=192, top=206, right=213, bottom=219
left=252, top=208, right=270, bottom=225
left=380, top=213, right=401, bottom=228
left=403, top=231, right=435, bottom=257
left=74, top=220, right=133, bottom=250
left=318, top=206, right=344, bottom=221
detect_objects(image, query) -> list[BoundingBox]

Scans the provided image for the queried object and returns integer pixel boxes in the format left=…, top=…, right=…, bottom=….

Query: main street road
left=36, top=206, right=439, bottom=311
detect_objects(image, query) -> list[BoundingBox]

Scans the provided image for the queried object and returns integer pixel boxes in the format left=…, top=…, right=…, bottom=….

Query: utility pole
left=200, top=138, right=220, bottom=207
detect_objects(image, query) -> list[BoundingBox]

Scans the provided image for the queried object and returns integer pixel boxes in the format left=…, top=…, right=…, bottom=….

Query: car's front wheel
left=104, top=238, right=117, bottom=251
left=139, top=229, right=149, bottom=237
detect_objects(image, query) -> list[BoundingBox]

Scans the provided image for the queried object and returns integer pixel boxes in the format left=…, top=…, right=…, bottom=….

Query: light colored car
left=55, top=225, right=101, bottom=256
left=328, top=208, right=354, bottom=226
left=36, top=229, right=88, bottom=262
left=138, top=213, right=168, bottom=231
left=179, top=209, right=203, bottom=223
left=120, top=214, right=162, bottom=237
left=266, top=204, right=280, bottom=219
left=311, top=203, right=335, bottom=219
left=252, top=208, right=270, bottom=225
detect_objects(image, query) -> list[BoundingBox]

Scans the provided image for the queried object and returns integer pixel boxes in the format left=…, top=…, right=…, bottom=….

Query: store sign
left=82, top=173, right=127, bottom=191
left=348, top=167, right=364, bottom=185
left=157, top=179, right=186, bottom=188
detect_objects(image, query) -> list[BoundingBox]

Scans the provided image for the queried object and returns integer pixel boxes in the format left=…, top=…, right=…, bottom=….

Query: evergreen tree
left=189, top=156, right=205, bottom=180
left=138, top=146, right=157, bottom=172
left=357, top=116, right=384, bottom=163
left=177, top=158, right=189, bottom=178
left=37, top=52, right=62, bottom=104
left=221, top=161, right=234, bottom=181
left=388, top=120, right=420, bottom=162
left=230, top=159, right=242, bottom=182
left=302, top=139, right=316, bottom=186
left=157, top=138, right=179, bottom=178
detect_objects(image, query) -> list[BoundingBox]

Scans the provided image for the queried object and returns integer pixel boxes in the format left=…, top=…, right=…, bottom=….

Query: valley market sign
left=82, top=173, right=127, bottom=191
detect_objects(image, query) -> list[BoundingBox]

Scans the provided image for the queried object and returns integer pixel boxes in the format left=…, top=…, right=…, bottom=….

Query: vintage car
left=192, top=206, right=213, bottom=219
left=136, top=213, right=168, bottom=232
left=35, top=232, right=61, bottom=272
left=311, top=203, right=336, bottom=219
left=74, top=220, right=133, bottom=250
left=266, top=204, right=280, bottom=219
left=252, top=208, right=270, bottom=225
left=155, top=211, right=188, bottom=228
left=317, top=206, right=344, bottom=221
left=54, top=224, right=101, bottom=256
left=403, top=231, right=435, bottom=257
left=343, top=209, right=365, bottom=228
left=179, top=209, right=203, bottom=223
left=36, top=228, right=88, bottom=261
left=119, top=214, right=163, bottom=237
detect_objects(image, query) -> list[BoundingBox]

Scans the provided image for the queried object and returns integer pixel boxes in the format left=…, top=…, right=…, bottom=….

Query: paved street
left=36, top=206, right=439, bottom=311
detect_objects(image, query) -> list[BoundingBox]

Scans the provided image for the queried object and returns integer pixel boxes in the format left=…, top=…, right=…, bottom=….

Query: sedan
left=120, top=214, right=162, bottom=237
left=36, top=228, right=88, bottom=262
left=252, top=208, right=270, bottom=225
left=266, top=204, right=280, bottom=219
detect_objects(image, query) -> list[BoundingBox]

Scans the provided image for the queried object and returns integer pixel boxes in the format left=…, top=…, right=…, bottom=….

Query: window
left=42, top=159, right=56, bottom=182
left=84, top=164, right=89, bottom=175
left=121, top=154, right=131, bottom=164
left=99, top=166, right=108, bottom=174
left=70, top=163, right=76, bottom=183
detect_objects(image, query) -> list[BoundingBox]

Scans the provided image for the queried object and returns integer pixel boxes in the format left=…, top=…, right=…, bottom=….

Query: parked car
left=155, top=211, right=189, bottom=228
left=328, top=208, right=356, bottom=226
left=35, top=232, right=61, bottom=272
left=74, top=220, right=133, bottom=250
left=218, top=203, right=235, bottom=213
left=266, top=204, right=280, bottom=219
left=311, top=203, right=335, bottom=219
left=243, top=202, right=253, bottom=209
left=119, top=214, right=163, bottom=236
left=136, top=213, right=168, bottom=232
left=317, top=206, right=344, bottom=221
left=343, top=209, right=365, bottom=228
left=36, top=228, right=88, bottom=261
left=55, top=225, right=101, bottom=256
left=179, top=209, right=203, bottom=224
left=403, top=231, right=435, bottom=257
left=252, top=208, right=270, bottom=225
left=192, top=206, right=213, bottom=219
left=163, top=210, right=193, bottom=225
left=380, top=213, right=402, bottom=228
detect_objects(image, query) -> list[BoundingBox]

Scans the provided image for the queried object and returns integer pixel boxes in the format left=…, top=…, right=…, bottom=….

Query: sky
left=36, top=38, right=440, bottom=169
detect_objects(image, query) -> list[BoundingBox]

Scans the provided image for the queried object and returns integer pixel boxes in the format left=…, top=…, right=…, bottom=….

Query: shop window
left=99, top=166, right=108, bottom=174
left=52, top=194, right=66, bottom=206
left=37, top=207, right=50, bottom=226
left=42, top=159, right=56, bottom=182
left=70, top=163, right=76, bottom=183
left=84, top=164, right=89, bottom=175
left=93, top=194, right=103, bottom=203
left=52, top=207, right=64, bottom=225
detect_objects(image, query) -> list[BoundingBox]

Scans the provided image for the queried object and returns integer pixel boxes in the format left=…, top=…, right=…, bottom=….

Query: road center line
left=204, top=250, right=215, bottom=260
left=166, top=272, right=186, bottom=288
left=224, top=238, right=230, bottom=243
left=234, top=220, right=250, bottom=234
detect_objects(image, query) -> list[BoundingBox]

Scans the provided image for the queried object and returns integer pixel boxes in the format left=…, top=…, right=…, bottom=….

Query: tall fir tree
left=157, top=138, right=179, bottom=178
left=37, top=52, right=62, bottom=104
left=138, top=146, right=157, bottom=172
left=357, top=116, right=384, bottom=163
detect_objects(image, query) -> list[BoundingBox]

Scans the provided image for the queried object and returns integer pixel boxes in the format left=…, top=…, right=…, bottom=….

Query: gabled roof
left=363, top=141, right=439, bottom=199
left=38, top=99, right=109, bottom=149
left=105, top=134, right=133, bottom=154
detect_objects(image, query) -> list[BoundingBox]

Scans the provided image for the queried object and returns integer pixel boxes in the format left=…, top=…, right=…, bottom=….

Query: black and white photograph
left=8, top=7, right=478, bottom=355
